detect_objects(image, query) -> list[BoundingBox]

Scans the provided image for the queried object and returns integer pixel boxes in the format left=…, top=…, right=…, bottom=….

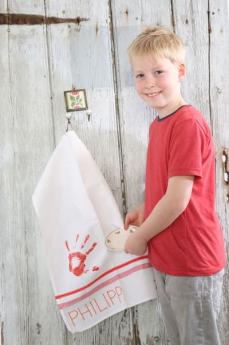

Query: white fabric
left=32, top=130, right=156, bottom=333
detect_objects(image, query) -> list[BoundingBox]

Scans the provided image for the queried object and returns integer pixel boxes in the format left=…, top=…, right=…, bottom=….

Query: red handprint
left=65, top=234, right=99, bottom=277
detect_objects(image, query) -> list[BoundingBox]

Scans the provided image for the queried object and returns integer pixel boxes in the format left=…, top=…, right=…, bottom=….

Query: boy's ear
left=178, top=64, right=186, bottom=81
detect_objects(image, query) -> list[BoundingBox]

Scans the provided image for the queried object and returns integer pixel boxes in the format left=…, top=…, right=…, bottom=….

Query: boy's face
left=131, top=54, right=185, bottom=116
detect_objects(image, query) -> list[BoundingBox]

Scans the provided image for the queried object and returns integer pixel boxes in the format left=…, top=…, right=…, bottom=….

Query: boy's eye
left=154, top=70, right=164, bottom=75
left=135, top=73, right=144, bottom=79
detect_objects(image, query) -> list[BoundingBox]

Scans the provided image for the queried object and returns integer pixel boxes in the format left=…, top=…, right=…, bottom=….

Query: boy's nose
left=145, top=76, right=156, bottom=89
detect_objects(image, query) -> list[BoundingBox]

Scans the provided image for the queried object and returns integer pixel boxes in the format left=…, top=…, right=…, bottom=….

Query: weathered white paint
left=174, top=0, right=210, bottom=122
left=0, top=1, right=229, bottom=344
left=0, top=2, right=66, bottom=343
left=0, top=2, right=6, bottom=12
left=7, top=1, right=45, bottom=14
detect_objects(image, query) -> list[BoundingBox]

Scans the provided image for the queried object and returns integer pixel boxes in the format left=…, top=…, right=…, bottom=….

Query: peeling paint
left=95, top=22, right=99, bottom=35
left=0, top=13, right=89, bottom=25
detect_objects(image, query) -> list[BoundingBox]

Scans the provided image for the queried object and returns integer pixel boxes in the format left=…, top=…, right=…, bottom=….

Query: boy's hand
left=124, top=203, right=145, bottom=229
left=124, top=230, right=147, bottom=256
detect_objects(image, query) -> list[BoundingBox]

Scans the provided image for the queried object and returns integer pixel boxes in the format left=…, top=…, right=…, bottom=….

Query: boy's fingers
left=124, top=214, right=132, bottom=230
left=124, top=217, right=129, bottom=230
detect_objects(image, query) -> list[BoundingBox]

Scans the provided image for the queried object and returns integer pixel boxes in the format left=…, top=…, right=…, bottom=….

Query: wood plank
left=43, top=1, right=132, bottom=344
left=0, top=23, right=10, bottom=345
left=0, top=3, right=67, bottom=343
left=175, top=2, right=229, bottom=343
left=208, top=2, right=229, bottom=343
left=44, top=0, right=123, bottom=207
left=173, top=0, right=210, bottom=124
left=111, top=1, right=173, bottom=344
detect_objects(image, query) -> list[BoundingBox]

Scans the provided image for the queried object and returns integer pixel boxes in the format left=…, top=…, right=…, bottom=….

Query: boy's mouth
left=145, top=91, right=161, bottom=97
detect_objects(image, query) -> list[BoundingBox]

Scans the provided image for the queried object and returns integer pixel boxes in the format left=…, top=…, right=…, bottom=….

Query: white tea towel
left=32, top=130, right=156, bottom=333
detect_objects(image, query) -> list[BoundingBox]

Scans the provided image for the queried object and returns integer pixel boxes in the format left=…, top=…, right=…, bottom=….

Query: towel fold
left=32, top=130, right=156, bottom=332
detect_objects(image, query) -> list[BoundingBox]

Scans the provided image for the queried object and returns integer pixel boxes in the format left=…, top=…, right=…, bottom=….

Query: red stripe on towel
left=55, top=255, right=148, bottom=300
left=58, top=262, right=151, bottom=309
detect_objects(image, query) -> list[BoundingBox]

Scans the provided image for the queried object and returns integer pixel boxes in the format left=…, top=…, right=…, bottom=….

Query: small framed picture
left=64, top=89, right=88, bottom=112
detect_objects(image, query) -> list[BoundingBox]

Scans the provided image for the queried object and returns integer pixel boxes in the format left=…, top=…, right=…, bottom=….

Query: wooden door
left=0, top=1, right=228, bottom=344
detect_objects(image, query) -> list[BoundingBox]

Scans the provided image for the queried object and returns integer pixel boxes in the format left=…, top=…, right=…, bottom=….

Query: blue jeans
left=153, top=268, right=224, bottom=345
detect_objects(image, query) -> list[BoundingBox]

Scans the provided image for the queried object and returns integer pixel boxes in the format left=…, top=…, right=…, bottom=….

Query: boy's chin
left=145, top=100, right=166, bottom=110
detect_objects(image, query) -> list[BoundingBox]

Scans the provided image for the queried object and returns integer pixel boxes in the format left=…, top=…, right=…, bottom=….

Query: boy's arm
left=124, top=175, right=194, bottom=254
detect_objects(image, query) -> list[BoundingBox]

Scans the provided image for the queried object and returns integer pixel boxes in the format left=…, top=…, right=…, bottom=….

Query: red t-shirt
left=145, top=105, right=226, bottom=276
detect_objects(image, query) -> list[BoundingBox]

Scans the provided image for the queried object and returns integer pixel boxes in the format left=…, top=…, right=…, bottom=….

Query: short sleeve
left=168, top=119, right=205, bottom=178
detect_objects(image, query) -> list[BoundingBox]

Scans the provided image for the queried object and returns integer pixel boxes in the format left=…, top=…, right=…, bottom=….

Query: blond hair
left=128, top=26, right=185, bottom=64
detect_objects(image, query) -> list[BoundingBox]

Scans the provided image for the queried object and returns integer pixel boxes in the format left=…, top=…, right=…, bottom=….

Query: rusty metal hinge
left=0, top=13, right=89, bottom=25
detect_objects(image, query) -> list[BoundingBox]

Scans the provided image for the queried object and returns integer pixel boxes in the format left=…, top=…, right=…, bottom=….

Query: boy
left=124, top=26, right=226, bottom=345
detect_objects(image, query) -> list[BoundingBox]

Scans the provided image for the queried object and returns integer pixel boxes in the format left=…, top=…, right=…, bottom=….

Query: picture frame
left=64, top=89, right=88, bottom=112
